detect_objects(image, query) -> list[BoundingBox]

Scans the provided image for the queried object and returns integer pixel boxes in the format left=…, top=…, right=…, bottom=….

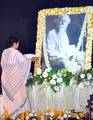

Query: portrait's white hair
left=59, top=14, right=71, bottom=24
left=55, top=14, right=71, bottom=26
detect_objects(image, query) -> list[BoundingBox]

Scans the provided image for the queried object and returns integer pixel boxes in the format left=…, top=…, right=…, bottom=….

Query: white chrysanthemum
left=54, top=86, right=60, bottom=91
left=50, top=79, right=56, bottom=85
left=87, top=73, right=92, bottom=80
left=45, top=67, right=52, bottom=72
left=37, top=68, right=42, bottom=75
left=78, top=82, right=84, bottom=88
left=57, top=77, right=63, bottom=83
left=80, top=73, right=85, bottom=79
left=52, top=74, right=57, bottom=79
left=42, top=72, right=48, bottom=78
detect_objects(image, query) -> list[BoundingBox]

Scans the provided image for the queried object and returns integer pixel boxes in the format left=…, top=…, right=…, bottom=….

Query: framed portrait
left=35, top=6, right=93, bottom=72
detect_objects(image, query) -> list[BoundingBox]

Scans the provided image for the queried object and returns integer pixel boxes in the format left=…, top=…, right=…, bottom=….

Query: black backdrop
left=0, top=0, right=93, bottom=94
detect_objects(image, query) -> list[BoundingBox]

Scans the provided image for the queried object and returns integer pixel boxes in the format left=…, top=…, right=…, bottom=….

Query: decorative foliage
left=26, top=67, right=93, bottom=92
left=26, top=68, right=74, bottom=92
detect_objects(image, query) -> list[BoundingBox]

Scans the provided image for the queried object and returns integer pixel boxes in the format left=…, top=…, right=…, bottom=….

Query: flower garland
left=35, top=6, right=93, bottom=71
left=2, top=110, right=85, bottom=120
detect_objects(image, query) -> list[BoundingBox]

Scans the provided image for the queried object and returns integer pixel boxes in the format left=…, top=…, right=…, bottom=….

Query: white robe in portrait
left=1, top=47, right=33, bottom=115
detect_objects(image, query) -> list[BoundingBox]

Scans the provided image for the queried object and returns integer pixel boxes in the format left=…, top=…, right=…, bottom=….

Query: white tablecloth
left=0, top=85, right=92, bottom=115
left=27, top=85, right=93, bottom=112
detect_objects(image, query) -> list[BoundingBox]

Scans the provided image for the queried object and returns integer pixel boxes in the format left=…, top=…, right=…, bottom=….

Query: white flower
left=29, top=113, right=33, bottom=117
left=84, top=81, right=90, bottom=86
left=57, top=71, right=62, bottom=77
left=42, top=72, right=48, bottom=78
left=91, top=81, right=93, bottom=86
left=37, top=68, right=42, bottom=75
left=34, top=113, right=37, bottom=116
left=78, top=82, right=84, bottom=88
left=26, top=116, right=29, bottom=120
left=54, top=86, right=60, bottom=91
left=52, top=74, right=57, bottom=79
left=50, top=79, right=56, bottom=85
left=87, top=73, right=92, bottom=80
left=57, top=78, right=63, bottom=83
left=32, top=118, right=37, bottom=120
left=46, top=112, right=49, bottom=115
left=50, top=112, right=54, bottom=116
left=63, top=113, right=68, bottom=118
left=70, top=79, right=77, bottom=86
left=80, top=73, right=85, bottom=79
left=45, top=67, right=52, bottom=72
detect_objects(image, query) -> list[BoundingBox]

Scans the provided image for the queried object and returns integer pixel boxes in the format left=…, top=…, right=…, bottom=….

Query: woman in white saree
left=1, top=37, right=35, bottom=116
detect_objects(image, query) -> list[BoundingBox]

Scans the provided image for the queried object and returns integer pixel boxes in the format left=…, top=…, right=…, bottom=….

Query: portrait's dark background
left=0, top=0, right=93, bottom=94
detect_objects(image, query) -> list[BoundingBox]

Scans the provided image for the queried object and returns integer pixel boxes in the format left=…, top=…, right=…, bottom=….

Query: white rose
left=57, top=78, right=63, bottom=83
left=50, top=79, right=56, bottom=85
left=87, top=73, right=92, bottom=80
left=42, top=72, right=48, bottom=78
left=45, top=67, right=52, bottom=72
left=80, top=73, right=85, bottom=79
left=54, top=86, right=60, bottom=91
left=37, top=68, right=42, bottom=75
left=52, top=74, right=57, bottom=79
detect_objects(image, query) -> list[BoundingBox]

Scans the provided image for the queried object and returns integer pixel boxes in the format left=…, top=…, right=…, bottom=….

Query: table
left=27, top=85, right=93, bottom=112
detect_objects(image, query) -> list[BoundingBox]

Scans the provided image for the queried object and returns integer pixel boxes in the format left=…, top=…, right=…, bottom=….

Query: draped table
left=27, top=85, right=93, bottom=112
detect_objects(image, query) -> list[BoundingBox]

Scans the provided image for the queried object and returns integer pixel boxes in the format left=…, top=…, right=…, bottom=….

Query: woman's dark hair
left=8, top=36, right=19, bottom=47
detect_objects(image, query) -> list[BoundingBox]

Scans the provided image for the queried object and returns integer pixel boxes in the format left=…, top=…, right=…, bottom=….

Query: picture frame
left=35, top=6, right=93, bottom=72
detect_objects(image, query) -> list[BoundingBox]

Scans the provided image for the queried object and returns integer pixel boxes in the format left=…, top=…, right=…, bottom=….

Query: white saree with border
left=1, top=47, right=33, bottom=115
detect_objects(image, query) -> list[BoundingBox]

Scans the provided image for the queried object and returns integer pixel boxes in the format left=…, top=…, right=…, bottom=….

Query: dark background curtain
left=0, top=0, right=93, bottom=94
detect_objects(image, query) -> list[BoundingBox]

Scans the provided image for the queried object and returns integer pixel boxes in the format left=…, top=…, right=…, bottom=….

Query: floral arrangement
left=15, top=111, right=43, bottom=120
left=63, top=110, right=85, bottom=120
left=74, top=68, right=93, bottom=88
left=44, top=109, right=65, bottom=120
left=26, top=67, right=93, bottom=92
left=26, top=68, right=74, bottom=92
left=2, top=110, right=85, bottom=120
